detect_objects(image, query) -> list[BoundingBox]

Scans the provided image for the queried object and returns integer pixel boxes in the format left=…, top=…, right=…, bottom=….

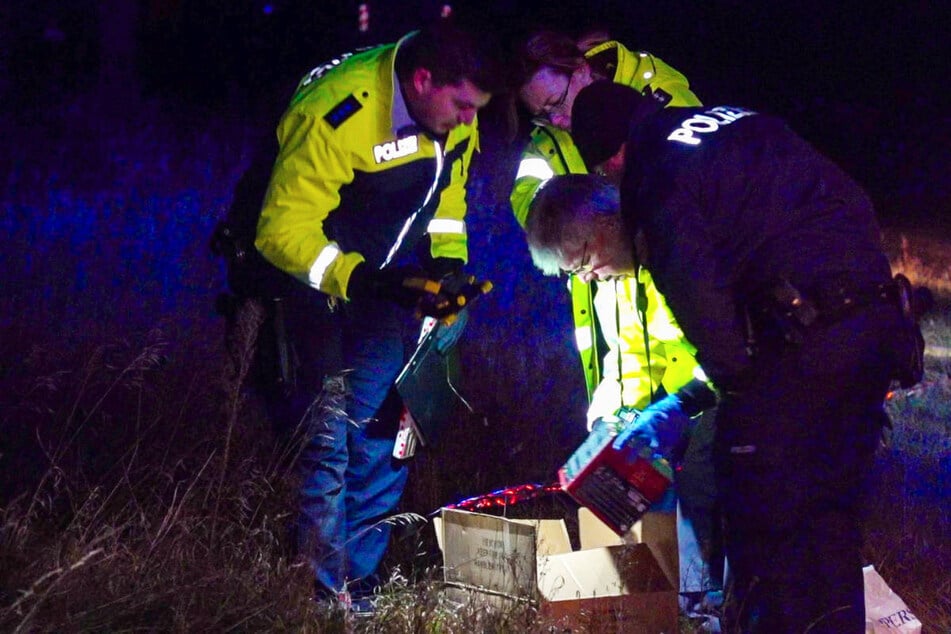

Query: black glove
left=346, top=262, right=438, bottom=308
left=348, top=262, right=491, bottom=324
left=418, top=275, right=492, bottom=324
left=425, top=256, right=465, bottom=281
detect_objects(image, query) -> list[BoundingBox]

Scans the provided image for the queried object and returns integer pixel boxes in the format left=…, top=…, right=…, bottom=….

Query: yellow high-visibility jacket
left=511, top=41, right=702, bottom=423
left=256, top=34, right=477, bottom=300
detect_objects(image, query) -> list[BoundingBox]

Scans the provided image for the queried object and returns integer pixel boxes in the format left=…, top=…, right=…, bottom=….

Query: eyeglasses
left=536, top=71, right=574, bottom=122
left=563, top=241, right=592, bottom=277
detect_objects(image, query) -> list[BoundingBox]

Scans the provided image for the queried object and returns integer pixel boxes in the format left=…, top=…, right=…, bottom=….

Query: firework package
left=559, top=414, right=674, bottom=536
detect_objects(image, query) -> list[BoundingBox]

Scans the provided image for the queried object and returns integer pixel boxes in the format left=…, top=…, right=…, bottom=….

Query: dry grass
left=3, top=288, right=946, bottom=633
left=885, top=230, right=951, bottom=298
left=1, top=86, right=948, bottom=633
left=0, top=311, right=320, bottom=632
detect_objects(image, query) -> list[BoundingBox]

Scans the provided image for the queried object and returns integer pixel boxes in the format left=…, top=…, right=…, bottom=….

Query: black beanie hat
left=571, top=81, right=658, bottom=169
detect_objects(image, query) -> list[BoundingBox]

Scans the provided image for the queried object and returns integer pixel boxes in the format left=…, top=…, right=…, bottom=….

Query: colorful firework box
left=559, top=421, right=673, bottom=536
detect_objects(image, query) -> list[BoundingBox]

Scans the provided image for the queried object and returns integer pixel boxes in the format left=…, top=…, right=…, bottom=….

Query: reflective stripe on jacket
left=587, top=271, right=699, bottom=425
left=256, top=36, right=477, bottom=300
left=509, top=40, right=701, bottom=412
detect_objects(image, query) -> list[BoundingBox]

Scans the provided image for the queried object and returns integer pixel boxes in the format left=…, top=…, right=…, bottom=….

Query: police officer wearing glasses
left=524, top=81, right=925, bottom=633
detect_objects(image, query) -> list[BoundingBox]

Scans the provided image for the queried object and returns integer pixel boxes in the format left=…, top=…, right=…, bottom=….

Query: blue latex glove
left=434, top=306, right=468, bottom=354
left=611, top=394, right=691, bottom=457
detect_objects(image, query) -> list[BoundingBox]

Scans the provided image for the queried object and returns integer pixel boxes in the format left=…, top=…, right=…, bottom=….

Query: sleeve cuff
left=676, top=378, right=719, bottom=417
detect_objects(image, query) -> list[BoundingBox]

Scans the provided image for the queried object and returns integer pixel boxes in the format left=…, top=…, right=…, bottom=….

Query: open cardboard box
left=434, top=508, right=679, bottom=633
left=578, top=506, right=679, bottom=592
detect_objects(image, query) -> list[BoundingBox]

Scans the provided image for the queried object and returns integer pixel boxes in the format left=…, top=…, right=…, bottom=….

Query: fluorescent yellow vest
left=511, top=41, right=702, bottom=418
left=257, top=37, right=477, bottom=300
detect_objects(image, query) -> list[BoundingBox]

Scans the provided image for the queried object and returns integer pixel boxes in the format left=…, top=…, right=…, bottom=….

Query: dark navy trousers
left=715, top=304, right=900, bottom=633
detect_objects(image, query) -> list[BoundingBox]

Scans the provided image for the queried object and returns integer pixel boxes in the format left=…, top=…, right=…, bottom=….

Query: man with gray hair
left=525, top=81, right=921, bottom=633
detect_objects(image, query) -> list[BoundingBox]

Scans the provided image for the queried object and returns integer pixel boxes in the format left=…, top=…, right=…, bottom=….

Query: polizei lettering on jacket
left=373, top=135, right=419, bottom=163
left=667, top=107, right=757, bottom=146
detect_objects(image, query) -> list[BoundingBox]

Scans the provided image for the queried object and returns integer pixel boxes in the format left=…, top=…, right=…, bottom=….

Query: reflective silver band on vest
left=693, top=366, right=710, bottom=383
left=574, top=326, right=593, bottom=352
left=515, top=157, right=554, bottom=181
left=308, top=243, right=341, bottom=290
left=426, top=218, right=466, bottom=236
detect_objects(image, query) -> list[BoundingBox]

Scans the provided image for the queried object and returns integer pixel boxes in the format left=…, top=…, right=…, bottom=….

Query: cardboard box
left=578, top=506, right=679, bottom=592
left=435, top=508, right=679, bottom=633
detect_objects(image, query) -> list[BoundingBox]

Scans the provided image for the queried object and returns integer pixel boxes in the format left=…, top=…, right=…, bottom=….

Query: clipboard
left=393, top=317, right=460, bottom=458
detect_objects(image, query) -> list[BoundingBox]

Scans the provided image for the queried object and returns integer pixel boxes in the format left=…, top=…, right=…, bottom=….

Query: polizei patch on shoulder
left=324, top=94, right=362, bottom=128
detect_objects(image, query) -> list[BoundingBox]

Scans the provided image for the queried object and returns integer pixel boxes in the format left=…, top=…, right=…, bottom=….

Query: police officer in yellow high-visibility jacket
left=512, top=31, right=724, bottom=602
left=513, top=35, right=702, bottom=414
left=255, top=23, right=501, bottom=609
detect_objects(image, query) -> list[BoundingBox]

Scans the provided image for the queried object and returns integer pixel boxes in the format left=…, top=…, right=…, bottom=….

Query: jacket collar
left=388, top=31, right=417, bottom=137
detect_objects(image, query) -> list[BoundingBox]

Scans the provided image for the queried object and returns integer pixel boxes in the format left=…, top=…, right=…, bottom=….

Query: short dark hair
left=395, top=20, right=506, bottom=94
left=525, top=174, right=620, bottom=276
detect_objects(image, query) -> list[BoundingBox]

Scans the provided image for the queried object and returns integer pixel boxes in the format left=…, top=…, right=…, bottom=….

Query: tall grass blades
left=1, top=62, right=949, bottom=632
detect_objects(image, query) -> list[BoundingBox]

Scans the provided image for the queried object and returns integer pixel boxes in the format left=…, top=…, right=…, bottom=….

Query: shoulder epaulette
left=324, top=94, right=363, bottom=129
left=644, top=86, right=672, bottom=106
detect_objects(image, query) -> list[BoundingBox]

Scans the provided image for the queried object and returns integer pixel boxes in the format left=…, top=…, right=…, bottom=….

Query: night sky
left=6, top=1, right=948, bottom=211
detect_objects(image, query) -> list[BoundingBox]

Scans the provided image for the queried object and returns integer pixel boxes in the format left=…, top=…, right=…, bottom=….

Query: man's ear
left=412, top=68, right=432, bottom=96
left=576, top=61, right=593, bottom=85
left=597, top=144, right=627, bottom=184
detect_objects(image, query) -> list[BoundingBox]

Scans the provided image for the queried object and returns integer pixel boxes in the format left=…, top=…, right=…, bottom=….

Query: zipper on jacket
left=380, top=138, right=445, bottom=269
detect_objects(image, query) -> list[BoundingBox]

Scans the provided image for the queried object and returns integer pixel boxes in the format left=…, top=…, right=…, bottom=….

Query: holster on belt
left=746, top=278, right=821, bottom=348
left=745, top=274, right=931, bottom=388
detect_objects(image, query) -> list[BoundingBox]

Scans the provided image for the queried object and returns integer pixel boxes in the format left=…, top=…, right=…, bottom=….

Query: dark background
left=0, top=6, right=948, bottom=628
left=4, top=1, right=948, bottom=217
left=1, top=0, right=949, bottom=496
